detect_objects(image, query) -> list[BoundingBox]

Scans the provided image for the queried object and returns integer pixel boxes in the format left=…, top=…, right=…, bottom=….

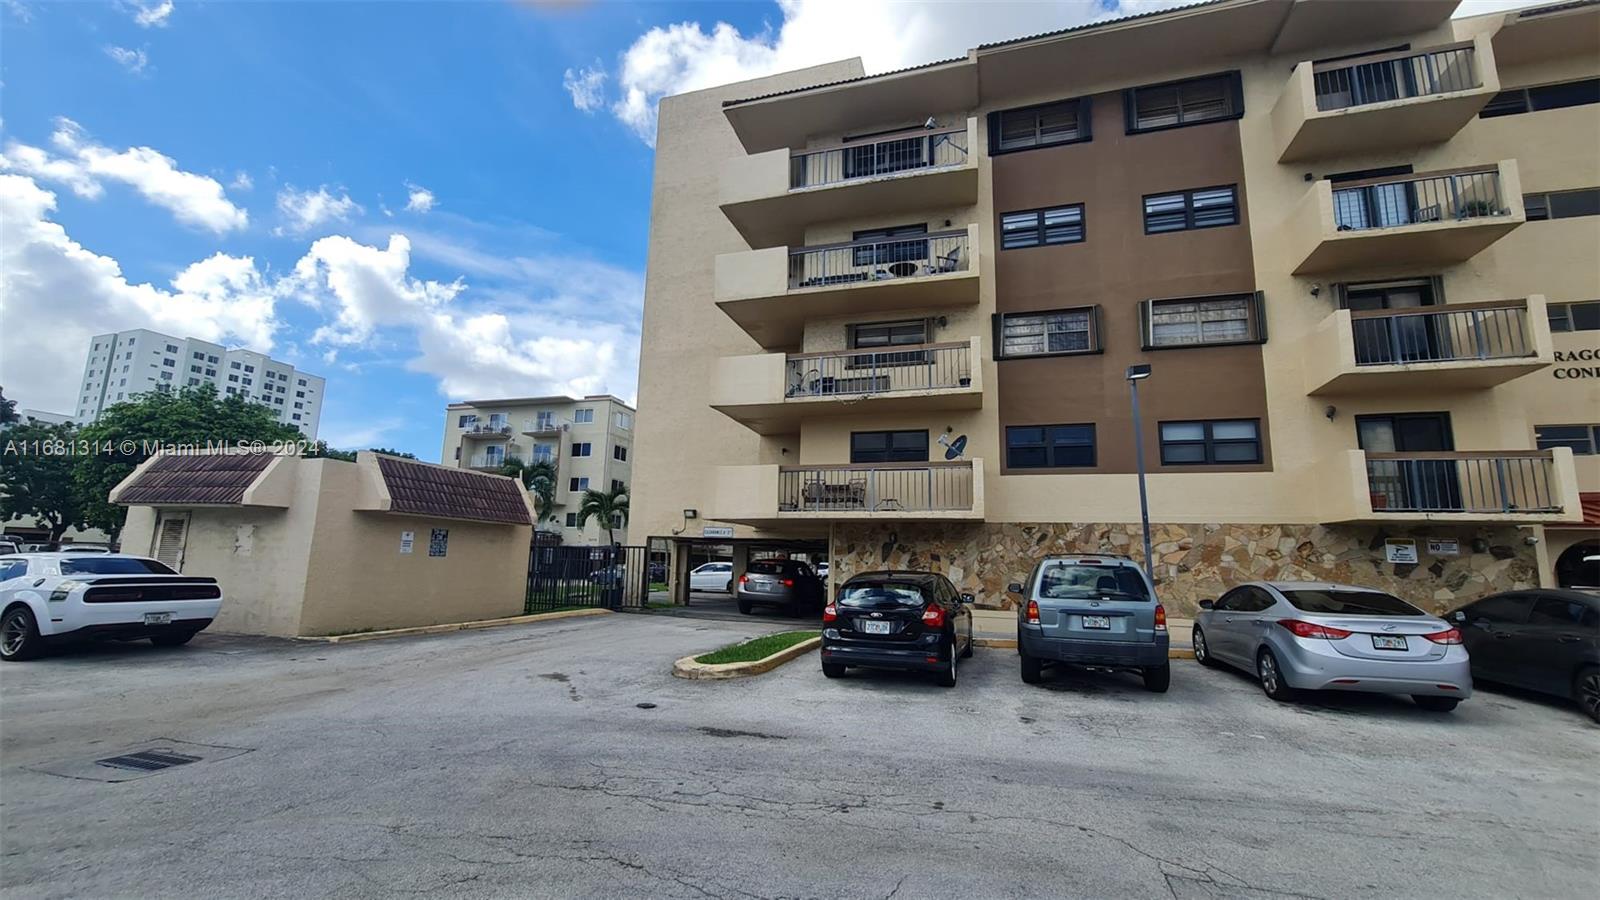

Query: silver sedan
left=1193, top=581, right=1471, bottom=712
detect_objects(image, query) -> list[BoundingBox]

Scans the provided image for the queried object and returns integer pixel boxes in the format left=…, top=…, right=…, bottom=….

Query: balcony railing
left=785, top=342, right=973, bottom=399
left=778, top=461, right=974, bottom=514
left=523, top=418, right=563, bottom=435
left=1351, top=301, right=1536, bottom=366
left=789, top=129, right=968, bottom=190
left=1365, top=451, right=1562, bottom=514
left=1332, top=168, right=1508, bottom=231
left=788, top=231, right=969, bottom=290
left=1313, top=43, right=1479, bottom=112
left=463, top=423, right=512, bottom=437
left=468, top=453, right=518, bottom=469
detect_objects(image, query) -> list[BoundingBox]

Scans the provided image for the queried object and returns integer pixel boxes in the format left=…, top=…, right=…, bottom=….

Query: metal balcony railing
left=523, top=418, right=563, bottom=434
left=464, top=422, right=512, bottom=436
left=784, top=342, right=973, bottom=399
left=1364, top=451, right=1562, bottom=514
left=1350, top=301, right=1536, bottom=366
left=1313, top=43, right=1480, bottom=112
left=468, top=452, right=518, bottom=469
left=777, top=461, right=974, bottom=514
left=790, top=129, right=968, bottom=189
left=1332, top=168, right=1508, bottom=231
left=788, top=230, right=968, bottom=289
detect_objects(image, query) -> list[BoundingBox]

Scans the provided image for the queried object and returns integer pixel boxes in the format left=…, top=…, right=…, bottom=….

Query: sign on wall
left=702, top=526, right=734, bottom=538
left=1384, top=539, right=1419, bottom=565
left=429, top=528, right=449, bottom=557
left=400, top=530, right=415, bottom=555
left=1427, top=538, right=1460, bottom=557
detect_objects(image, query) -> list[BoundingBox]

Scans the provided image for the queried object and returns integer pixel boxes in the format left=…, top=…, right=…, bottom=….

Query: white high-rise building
left=76, top=329, right=326, bottom=439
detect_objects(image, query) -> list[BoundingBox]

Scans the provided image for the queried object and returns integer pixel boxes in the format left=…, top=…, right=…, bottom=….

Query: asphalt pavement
left=1, top=614, right=1596, bottom=899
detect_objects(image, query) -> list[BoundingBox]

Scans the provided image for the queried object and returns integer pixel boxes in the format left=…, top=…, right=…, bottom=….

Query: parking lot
left=2, top=613, right=1596, bottom=899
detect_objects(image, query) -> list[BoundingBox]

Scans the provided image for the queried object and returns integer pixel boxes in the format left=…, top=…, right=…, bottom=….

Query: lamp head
left=1125, top=364, right=1152, bottom=382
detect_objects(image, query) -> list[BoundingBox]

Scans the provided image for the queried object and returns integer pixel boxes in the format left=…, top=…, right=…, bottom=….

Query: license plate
left=1081, top=615, right=1111, bottom=630
left=861, top=620, right=892, bottom=635
left=1371, top=634, right=1408, bottom=650
left=750, top=582, right=769, bottom=592
left=143, top=612, right=172, bottom=625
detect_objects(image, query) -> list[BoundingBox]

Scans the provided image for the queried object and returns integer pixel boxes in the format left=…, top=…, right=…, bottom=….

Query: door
left=1518, top=594, right=1600, bottom=695
left=152, top=511, right=191, bottom=572
left=1357, top=413, right=1462, bottom=512
left=1212, top=586, right=1275, bottom=664
left=942, top=577, right=972, bottom=654
left=1344, top=279, right=1449, bottom=364
left=1457, top=593, right=1533, bottom=684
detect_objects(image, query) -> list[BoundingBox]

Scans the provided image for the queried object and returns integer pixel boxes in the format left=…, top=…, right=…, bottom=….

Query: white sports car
left=0, top=553, right=223, bottom=661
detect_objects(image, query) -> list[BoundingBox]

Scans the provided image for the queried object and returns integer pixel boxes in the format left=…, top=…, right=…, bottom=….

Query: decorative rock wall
left=830, top=521, right=1541, bottom=617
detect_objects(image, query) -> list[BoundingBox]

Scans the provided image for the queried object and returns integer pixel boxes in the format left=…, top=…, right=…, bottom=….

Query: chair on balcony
left=925, top=245, right=963, bottom=276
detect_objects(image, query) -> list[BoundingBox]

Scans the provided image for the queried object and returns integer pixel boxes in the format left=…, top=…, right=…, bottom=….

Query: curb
left=299, top=608, right=613, bottom=644
left=975, top=637, right=1195, bottom=660
left=673, top=635, right=822, bottom=680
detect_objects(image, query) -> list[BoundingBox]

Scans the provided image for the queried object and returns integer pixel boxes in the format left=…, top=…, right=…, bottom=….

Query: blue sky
left=0, top=0, right=1537, bottom=459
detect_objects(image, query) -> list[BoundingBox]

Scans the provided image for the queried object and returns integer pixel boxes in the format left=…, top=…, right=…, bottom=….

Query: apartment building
left=76, top=329, right=326, bottom=439
left=632, top=0, right=1600, bottom=611
left=440, top=395, right=636, bottom=545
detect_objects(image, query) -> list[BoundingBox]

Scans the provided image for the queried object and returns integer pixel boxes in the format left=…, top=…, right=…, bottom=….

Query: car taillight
left=1154, top=604, right=1167, bottom=632
left=739, top=575, right=748, bottom=584
left=822, top=603, right=837, bottom=623
left=1423, top=628, right=1463, bottom=645
left=922, top=606, right=946, bottom=629
left=1276, top=619, right=1353, bottom=640
left=1025, top=599, right=1040, bottom=625
left=782, top=578, right=794, bottom=587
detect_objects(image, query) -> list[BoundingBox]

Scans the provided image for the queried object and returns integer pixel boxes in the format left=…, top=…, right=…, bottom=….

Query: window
left=1160, top=419, right=1262, bottom=465
left=1282, top=589, right=1421, bottom=616
left=1142, top=293, right=1263, bottom=348
left=1144, top=185, right=1238, bottom=233
left=613, top=445, right=628, bottom=461
left=1524, top=188, right=1600, bottom=221
left=611, top=479, right=626, bottom=494
left=850, top=319, right=929, bottom=365
left=850, top=430, right=928, bottom=464
left=1529, top=596, right=1596, bottom=629
left=244, top=365, right=254, bottom=373
left=849, top=224, right=928, bottom=267
left=231, top=361, right=241, bottom=369
left=458, top=414, right=477, bottom=427
left=1126, top=72, right=1242, bottom=133
left=1007, top=424, right=1096, bottom=469
left=1535, top=425, right=1599, bottom=455
left=989, top=98, right=1089, bottom=152
left=292, top=413, right=302, bottom=421
left=162, top=358, right=176, bottom=367
left=296, top=390, right=306, bottom=398
left=208, top=355, right=218, bottom=364
left=565, top=513, right=578, bottom=528
left=159, top=371, right=173, bottom=381
left=1000, top=204, right=1084, bottom=249
left=192, top=351, right=204, bottom=360
left=189, top=365, right=202, bottom=374
left=1479, top=78, right=1600, bottom=118
left=573, top=408, right=594, bottom=424
left=1548, top=300, right=1600, bottom=332
left=228, top=374, right=239, bottom=383
left=571, top=442, right=592, bottom=457
left=569, top=477, right=590, bottom=492
left=531, top=445, right=554, bottom=464
left=995, top=308, right=1097, bottom=359
left=242, top=378, right=252, bottom=386
left=166, top=344, right=179, bottom=353
left=613, top=411, right=632, bottom=430
left=1463, top=594, right=1531, bottom=624
left=298, top=378, right=306, bottom=386
left=294, top=402, right=303, bottom=410
left=205, top=368, right=217, bottom=377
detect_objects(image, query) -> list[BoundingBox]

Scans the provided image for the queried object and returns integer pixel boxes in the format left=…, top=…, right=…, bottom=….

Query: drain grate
left=96, top=749, right=203, bottom=773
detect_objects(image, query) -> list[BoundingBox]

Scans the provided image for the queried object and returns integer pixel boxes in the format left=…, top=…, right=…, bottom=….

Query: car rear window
left=1282, top=590, right=1422, bottom=617
left=749, top=560, right=808, bottom=576
left=1037, top=563, right=1150, bottom=601
left=59, top=557, right=177, bottom=576
left=838, top=582, right=929, bottom=608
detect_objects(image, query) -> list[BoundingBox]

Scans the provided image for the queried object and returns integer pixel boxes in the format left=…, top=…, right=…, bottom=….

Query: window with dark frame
left=1159, top=419, right=1262, bottom=465
left=1142, top=293, right=1263, bottom=348
left=1534, top=425, right=1599, bottom=455
left=1126, top=72, right=1242, bottom=133
left=849, top=430, right=929, bottom=464
left=571, top=442, right=592, bottom=457
left=1547, top=300, right=1600, bottom=332
left=1144, top=186, right=1238, bottom=233
left=1000, top=204, right=1085, bottom=249
left=613, top=445, right=628, bottom=461
left=1523, top=188, right=1600, bottom=221
left=850, top=223, right=928, bottom=267
left=1006, top=424, right=1096, bottom=469
left=996, top=308, right=1096, bottom=358
left=990, top=98, right=1089, bottom=152
left=1479, top=77, right=1600, bottom=118
left=849, top=319, right=929, bottom=367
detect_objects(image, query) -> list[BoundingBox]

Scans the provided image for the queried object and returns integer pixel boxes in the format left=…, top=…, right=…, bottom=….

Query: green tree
left=305, top=444, right=417, bottom=463
left=0, top=421, right=87, bottom=540
left=74, top=385, right=302, bottom=542
left=576, top=484, right=629, bottom=545
left=0, top=386, right=17, bottom=426
left=500, top=458, right=558, bottom=525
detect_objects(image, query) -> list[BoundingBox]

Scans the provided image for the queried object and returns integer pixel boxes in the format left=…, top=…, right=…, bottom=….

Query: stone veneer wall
left=830, top=522, right=1541, bottom=617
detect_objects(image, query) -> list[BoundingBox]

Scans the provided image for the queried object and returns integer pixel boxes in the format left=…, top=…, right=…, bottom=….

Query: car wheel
left=1192, top=625, right=1217, bottom=668
left=821, top=662, right=847, bottom=679
left=150, top=630, right=198, bottom=648
left=1020, top=649, right=1043, bottom=685
left=935, top=638, right=958, bottom=688
left=1573, top=666, right=1599, bottom=724
left=1143, top=662, right=1171, bottom=693
left=1256, top=648, right=1296, bottom=702
left=960, top=622, right=974, bottom=659
left=0, top=606, right=43, bottom=662
left=724, top=580, right=733, bottom=594
left=737, top=598, right=753, bottom=615
left=1413, top=695, right=1459, bottom=712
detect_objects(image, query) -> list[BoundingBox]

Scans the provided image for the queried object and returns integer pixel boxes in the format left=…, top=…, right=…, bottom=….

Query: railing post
left=1472, top=309, right=1488, bottom=359
left=1494, top=457, right=1511, bottom=513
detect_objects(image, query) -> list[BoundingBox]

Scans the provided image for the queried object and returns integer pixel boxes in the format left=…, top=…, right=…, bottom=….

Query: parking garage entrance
left=651, top=534, right=829, bottom=621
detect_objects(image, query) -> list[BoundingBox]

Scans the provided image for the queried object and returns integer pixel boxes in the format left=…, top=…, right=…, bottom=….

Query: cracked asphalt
left=1, top=613, right=1596, bottom=899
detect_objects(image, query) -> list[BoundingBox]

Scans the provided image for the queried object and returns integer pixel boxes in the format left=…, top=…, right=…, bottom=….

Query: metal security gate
left=526, top=543, right=650, bottom=613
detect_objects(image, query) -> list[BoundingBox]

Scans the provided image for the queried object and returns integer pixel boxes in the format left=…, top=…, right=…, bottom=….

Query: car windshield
left=1282, top=589, right=1422, bottom=617
left=1037, top=563, right=1150, bottom=601
left=59, top=557, right=177, bottom=576
left=838, top=583, right=928, bottom=608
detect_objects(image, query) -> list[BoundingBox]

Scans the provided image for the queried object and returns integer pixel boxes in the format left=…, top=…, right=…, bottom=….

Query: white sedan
left=0, top=553, right=223, bottom=661
left=688, top=561, right=734, bottom=593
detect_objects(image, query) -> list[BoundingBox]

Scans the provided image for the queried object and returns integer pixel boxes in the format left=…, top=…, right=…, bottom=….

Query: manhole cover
left=96, top=749, right=203, bottom=773
left=29, top=739, right=253, bottom=783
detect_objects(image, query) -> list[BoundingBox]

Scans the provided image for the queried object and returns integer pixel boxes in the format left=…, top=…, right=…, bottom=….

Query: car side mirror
left=1007, top=582, right=1024, bottom=595
left=1450, top=610, right=1466, bottom=624
left=1198, top=599, right=1215, bottom=611
left=960, top=592, right=974, bottom=604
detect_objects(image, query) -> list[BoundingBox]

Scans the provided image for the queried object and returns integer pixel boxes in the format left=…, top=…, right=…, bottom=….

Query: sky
left=0, top=0, right=1544, bottom=459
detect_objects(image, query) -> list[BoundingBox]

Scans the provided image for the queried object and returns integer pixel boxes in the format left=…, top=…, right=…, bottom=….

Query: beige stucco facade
left=633, top=0, right=1600, bottom=607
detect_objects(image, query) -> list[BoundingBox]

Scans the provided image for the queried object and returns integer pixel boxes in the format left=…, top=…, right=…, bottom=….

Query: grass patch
left=645, top=601, right=678, bottom=610
left=694, top=630, right=820, bottom=666
left=648, top=581, right=669, bottom=592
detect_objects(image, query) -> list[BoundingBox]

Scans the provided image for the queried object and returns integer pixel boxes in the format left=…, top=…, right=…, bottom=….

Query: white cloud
left=403, top=182, right=435, bottom=213
left=230, top=171, right=253, bottom=191
left=0, top=174, right=277, bottom=411
left=104, top=45, right=149, bottom=74
left=274, top=185, right=361, bottom=235
left=0, top=118, right=248, bottom=233
left=563, top=63, right=608, bottom=112
left=128, top=0, right=173, bottom=28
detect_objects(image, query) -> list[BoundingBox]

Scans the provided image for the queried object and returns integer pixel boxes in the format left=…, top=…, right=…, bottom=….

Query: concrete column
left=672, top=540, right=692, bottom=607
left=732, top=543, right=751, bottom=589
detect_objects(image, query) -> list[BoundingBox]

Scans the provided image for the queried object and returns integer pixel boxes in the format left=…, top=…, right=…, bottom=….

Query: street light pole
left=1126, top=365, right=1154, bottom=581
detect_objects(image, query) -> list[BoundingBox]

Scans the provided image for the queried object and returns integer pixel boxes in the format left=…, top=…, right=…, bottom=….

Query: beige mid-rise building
left=440, top=394, right=635, bottom=545
left=632, top=0, right=1600, bottom=612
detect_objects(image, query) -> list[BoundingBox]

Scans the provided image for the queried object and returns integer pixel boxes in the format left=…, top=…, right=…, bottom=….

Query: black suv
left=821, top=571, right=975, bottom=687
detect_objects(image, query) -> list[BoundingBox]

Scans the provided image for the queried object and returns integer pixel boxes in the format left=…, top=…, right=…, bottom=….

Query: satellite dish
left=937, top=433, right=968, bottom=460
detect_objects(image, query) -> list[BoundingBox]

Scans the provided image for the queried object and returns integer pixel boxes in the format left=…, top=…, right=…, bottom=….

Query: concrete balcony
left=1272, top=35, right=1499, bottom=162
left=1304, top=297, right=1553, bottom=395
left=520, top=419, right=566, bottom=437
left=711, top=459, right=985, bottom=527
left=1318, top=448, right=1581, bottom=525
left=466, top=451, right=517, bottom=471
left=460, top=424, right=513, bottom=441
left=718, top=118, right=980, bottom=249
left=715, top=225, right=979, bottom=348
left=1289, top=161, right=1524, bottom=275
left=711, top=338, right=984, bottom=434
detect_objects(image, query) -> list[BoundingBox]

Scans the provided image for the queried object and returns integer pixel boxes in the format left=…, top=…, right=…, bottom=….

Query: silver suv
left=1011, top=555, right=1170, bottom=692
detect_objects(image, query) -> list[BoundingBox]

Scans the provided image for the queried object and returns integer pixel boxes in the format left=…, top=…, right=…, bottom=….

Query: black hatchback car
left=1449, top=589, right=1600, bottom=722
left=820, top=571, right=975, bottom=687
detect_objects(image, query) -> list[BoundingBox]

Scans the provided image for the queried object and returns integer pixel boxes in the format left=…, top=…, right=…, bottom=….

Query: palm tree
left=576, top=485, right=629, bottom=545
left=501, top=459, right=558, bottom=526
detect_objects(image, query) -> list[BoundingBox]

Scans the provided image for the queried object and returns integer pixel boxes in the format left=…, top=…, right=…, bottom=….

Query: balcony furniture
left=887, top=262, right=919, bottom=278
left=926, top=245, right=963, bottom=275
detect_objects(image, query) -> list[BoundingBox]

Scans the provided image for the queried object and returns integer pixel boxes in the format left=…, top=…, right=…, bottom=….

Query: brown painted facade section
left=992, top=89, right=1271, bottom=475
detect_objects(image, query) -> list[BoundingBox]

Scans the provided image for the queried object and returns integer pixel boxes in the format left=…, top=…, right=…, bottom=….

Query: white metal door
left=152, top=511, right=191, bottom=571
